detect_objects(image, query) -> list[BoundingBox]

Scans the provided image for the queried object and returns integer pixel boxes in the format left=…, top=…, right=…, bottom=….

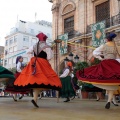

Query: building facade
left=0, top=46, right=4, bottom=66
left=4, top=20, right=52, bottom=69
left=49, top=0, right=120, bottom=71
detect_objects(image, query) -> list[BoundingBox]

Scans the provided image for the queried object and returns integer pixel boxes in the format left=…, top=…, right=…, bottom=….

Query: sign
left=58, top=33, right=68, bottom=55
left=92, top=21, right=106, bottom=47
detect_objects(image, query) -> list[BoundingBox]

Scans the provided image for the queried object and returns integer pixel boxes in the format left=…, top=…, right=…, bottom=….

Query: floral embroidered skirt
left=76, top=59, right=120, bottom=85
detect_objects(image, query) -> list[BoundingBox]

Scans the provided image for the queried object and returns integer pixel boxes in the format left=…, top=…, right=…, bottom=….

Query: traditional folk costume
left=0, top=66, right=15, bottom=82
left=14, top=33, right=62, bottom=108
left=60, top=62, right=76, bottom=102
left=76, top=33, right=120, bottom=109
left=5, top=56, right=30, bottom=101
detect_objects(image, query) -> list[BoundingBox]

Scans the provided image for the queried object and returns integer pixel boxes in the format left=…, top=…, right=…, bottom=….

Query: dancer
left=14, top=32, right=62, bottom=108
left=0, top=66, right=14, bottom=82
left=60, top=61, right=76, bottom=102
left=76, top=33, right=120, bottom=109
left=5, top=56, right=29, bottom=101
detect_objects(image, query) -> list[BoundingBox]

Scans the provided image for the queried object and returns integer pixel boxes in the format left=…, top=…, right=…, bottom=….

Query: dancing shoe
left=19, top=95, right=23, bottom=100
left=111, top=101, right=119, bottom=106
left=31, top=100, right=39, bottom=108
left=105, top=102, right=110, bottom=109
left=96, top=98, right=100, bottom=101
left=12, top=96, right=17, bottom=102
left=64, top=98, right=70, bottom=102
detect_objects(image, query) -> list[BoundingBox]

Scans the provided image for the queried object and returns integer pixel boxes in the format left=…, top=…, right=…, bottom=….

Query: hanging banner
left=92, top=21, right=106, bottom=47
left=58, top=33, right=68, bottom=55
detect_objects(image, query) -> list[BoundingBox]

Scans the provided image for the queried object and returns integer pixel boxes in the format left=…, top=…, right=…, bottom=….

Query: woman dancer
left=14, top=32, right=62, bottom=108
left=0, top=66, right=14, bottom=82
left=5, top=56, right=29, bottom=101
left=60, top=61, right=75, bottom=102
left=77, top=33, right=120, bottom=109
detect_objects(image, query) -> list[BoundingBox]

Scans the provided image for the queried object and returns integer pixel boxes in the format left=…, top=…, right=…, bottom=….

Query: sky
left=0, top=0, right=52, bottom=46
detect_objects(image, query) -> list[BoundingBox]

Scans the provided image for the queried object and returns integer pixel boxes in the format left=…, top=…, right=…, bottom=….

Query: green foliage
left=73, top=61, right=89, bottom=75
left=73, top=61, right=90, bottom=91
left=90, top=58, right=101, bottom=66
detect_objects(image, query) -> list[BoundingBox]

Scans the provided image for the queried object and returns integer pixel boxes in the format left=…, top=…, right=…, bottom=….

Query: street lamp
left=54, top=39, right=62, bottom=74
left=74, top=55, right=79, bottom=63
left=68, top=52, right=74, bottom=61
left=64, top=57, right=69, bottom=66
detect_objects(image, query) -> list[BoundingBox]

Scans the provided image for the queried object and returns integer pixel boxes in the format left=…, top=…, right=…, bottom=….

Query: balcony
left=86, top=13, right=120, bottom=34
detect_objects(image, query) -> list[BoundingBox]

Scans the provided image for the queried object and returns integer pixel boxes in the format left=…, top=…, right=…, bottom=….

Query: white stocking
left=112, top=95, right=117, bottom=104
left=33, top=89, right=40, bottom=103
left=107, top=90, right=114, bottom=103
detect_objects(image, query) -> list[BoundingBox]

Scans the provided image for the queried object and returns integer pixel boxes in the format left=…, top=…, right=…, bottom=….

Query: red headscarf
left=67, top=61, right=72, bottom=67
left=36, top=32, right=48, bottom=41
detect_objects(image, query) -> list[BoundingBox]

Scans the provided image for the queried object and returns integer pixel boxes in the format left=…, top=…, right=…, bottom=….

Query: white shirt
left=60, top=69, right=70, bottom=78
left=26, top=45, right=53, bottom=60
left=16, top=62, right=22, bottom=72
left=93, top=45, right=104, bottom=60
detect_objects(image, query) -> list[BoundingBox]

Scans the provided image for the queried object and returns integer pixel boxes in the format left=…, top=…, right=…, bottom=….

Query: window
left=9, top=38, right=13, bottom=45
left=9, top=47, right=13, bottom=53
left=13, top=46, right=17, bottom=52
left=5, top=40, right=8, bottom=46
left=31, top=29, right=34, bottom=34
left=4, top=59, right=7, bottom=66
left=64, top=16, right=74, bottom=33
left=5, top=50, right=8, bottom=55
left=8, top=58, right=12, bottom=64
left=96, top=1, right=110, bottom=22
left=13, top=57, right=16, bottom=64
left=23, top=36, right=29, bottom=42
left=14, top=35, right=17, bottom=42
left=31, top=38, right=37, bottom=45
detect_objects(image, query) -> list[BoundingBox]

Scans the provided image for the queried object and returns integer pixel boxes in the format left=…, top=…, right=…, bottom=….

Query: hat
left=67, top=62, right=72, bottom=67
left=36, top=32, right=48, bottom=41
left=106, top=33, right=117, bottom=40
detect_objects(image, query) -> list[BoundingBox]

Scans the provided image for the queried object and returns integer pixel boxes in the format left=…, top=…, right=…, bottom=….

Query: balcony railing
left=86, top=13, right=120, bottom=34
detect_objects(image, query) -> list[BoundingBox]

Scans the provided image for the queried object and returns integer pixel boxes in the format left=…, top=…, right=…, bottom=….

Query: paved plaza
left=0, top=97, right=120, bottom=120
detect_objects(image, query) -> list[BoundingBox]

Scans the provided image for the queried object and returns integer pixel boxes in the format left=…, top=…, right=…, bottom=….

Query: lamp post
left=54, top=39, right=62, bottom=74
left=68, top=52, right=74, bottom=61
left=74, top=55, right=79, bottom=63
left=64, top=57, right=69, bottom=66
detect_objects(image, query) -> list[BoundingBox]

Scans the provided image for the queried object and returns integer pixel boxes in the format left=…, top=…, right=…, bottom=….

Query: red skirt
left=76, top=59, right=120, bottom=85
left=14, top=57, right=62, bottom=90
left=5, top=72, right=30, bottom=94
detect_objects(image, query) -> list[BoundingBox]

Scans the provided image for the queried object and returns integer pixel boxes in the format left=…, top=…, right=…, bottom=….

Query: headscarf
left=16, top=56, right=23, bottom=64
left=106, top=33, right=117, bottom=41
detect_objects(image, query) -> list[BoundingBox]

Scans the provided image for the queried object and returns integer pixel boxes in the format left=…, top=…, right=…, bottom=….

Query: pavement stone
left=0, top=97, right=120, bottom=120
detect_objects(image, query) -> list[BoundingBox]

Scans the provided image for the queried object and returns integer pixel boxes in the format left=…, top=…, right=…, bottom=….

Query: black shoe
left=71, top=96, right=75, bottom=100
left=19, top=95, right=23, bottom=100
left=31, top=100, right=39, bottom=108
left=96, top=98, right=100, bottom=101
left=12, top=96, right=17, bottom=102
left=64, top=98, right=70, bottom=102
left=111, top=101, right=119, bottom=106
left=105, top=102, right=110, bottom=109
left=118, top=100, right=120, bottom=103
